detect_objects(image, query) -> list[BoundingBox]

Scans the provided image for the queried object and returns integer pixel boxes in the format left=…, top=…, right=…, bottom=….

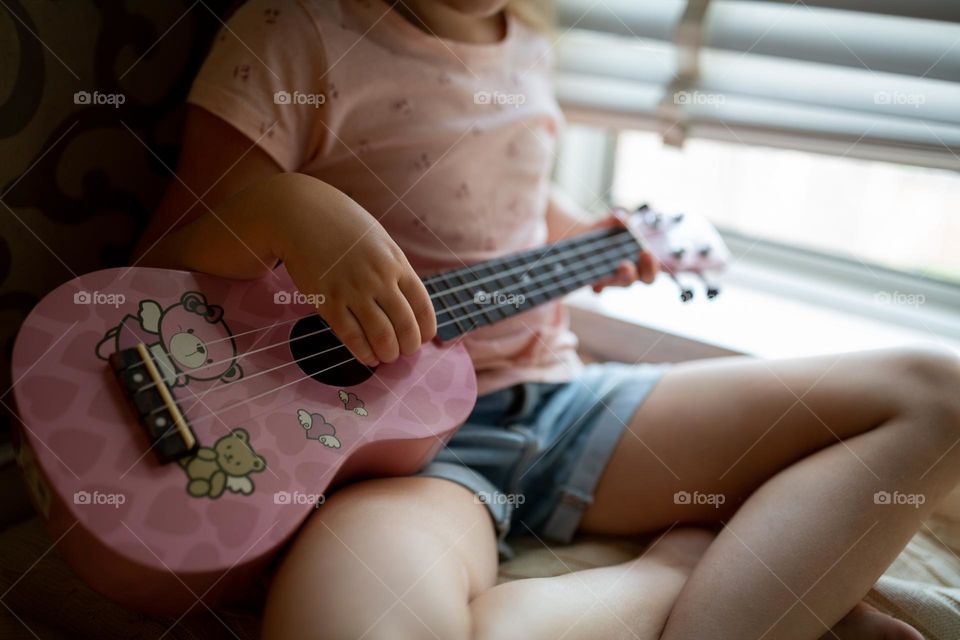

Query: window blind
left=554, top=0, right=960, bottom=171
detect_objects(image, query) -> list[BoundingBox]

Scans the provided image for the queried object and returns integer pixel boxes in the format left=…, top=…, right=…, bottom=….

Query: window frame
left=553, top=123, right=960, bottom=340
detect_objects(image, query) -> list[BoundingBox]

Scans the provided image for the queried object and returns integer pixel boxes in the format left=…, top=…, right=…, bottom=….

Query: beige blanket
left=4, top=498, right=960, bottom=639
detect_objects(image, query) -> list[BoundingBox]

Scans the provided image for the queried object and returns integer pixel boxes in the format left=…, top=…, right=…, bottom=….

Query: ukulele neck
left=427, top=226, right=640, bottom=341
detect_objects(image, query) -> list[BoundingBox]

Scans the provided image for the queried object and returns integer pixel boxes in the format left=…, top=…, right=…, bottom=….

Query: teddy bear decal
left=178, top=428, right=266, bottom=499
left=96, top=291, right=243, bottom=388
left=297, top=410, right=341, bottom=448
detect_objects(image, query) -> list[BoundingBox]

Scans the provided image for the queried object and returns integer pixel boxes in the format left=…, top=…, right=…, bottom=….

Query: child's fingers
left=638, top=251, right=659, bottom=284
left=619, top=260, right=639, bottom=284
left=352, top=300, right=401, bottom=364
left=592, top=260, right=637, bottom=292
left=375, top=287, right=421, bottom=357
left=399, top=273, right=437, bottom=344
left=324, top=306, right=379, bottom=367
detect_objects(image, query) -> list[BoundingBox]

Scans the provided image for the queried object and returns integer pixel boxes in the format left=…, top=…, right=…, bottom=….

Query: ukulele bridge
left=108, top=343, right=198, bottom=464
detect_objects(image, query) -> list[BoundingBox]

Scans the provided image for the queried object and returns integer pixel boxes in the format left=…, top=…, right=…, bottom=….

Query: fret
left=563, top=235, right=607, bottom=294
left=437, top=273, right=468, bottom=340
left=478, top=263, right=510, bottom=322
left=543, top=243, right=571, bottom=299
left=503, top=254, right=530, bottom=315
left=519, top=247, right=550, bottom=308
left=455, top=268, right=495, bottom=327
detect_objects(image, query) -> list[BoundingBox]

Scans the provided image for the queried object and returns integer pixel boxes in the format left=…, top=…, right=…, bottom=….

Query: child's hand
left=589, top=215, right=659, bottom=292
left=273, top=175, right=435, bottom=366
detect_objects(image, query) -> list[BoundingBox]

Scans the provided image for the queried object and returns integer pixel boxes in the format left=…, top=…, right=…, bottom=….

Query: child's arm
left=136, top=107, right=435, bottom=366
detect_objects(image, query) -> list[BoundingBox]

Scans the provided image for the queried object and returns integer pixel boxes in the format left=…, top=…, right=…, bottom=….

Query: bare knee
left=263, top=477, right=495, bottom=640
left=886, top=347, right=960, bottom=429
left=641, top=527, right=715, bottom=574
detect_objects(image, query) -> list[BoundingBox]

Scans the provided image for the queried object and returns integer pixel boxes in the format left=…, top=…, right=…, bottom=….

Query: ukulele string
left=177, top=247, right=639, bottom=426
left=151, top=239, right=638, bottom=415
left=129, top=233, right=639, bottom=391
left=118, top=230, right=635, bottom=379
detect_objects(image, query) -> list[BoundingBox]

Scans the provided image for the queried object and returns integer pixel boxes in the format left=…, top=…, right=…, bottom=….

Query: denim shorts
left=418, top=362, right=667, bottom=557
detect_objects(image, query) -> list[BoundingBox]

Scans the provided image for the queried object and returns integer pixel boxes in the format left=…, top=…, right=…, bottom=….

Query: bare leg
left=262, top=477, right=497, bottom=640
left=580, top=347, right=960, bottom=639
left=471, top=528, right=715, bottom=640
left=262, top=476, right=716, bottom=640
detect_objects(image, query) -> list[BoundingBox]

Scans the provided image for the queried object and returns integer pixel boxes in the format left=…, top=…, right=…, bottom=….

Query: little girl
left=138, top=1, right=960, bottom=638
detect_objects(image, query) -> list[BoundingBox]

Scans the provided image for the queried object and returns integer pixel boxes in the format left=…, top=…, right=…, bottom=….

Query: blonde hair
left=509, top=0, right=555, bottom=33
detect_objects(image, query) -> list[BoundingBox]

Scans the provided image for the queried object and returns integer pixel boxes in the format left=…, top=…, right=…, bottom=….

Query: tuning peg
left=668, top=272, right=694, bottom=302
left=696, top=273, right=720, bottom=299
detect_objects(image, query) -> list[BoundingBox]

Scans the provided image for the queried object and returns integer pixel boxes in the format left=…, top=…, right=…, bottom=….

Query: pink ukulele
left=10, top=206, right=727, bottom=615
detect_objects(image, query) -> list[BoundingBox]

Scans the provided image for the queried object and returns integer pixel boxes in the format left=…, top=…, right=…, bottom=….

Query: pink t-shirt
left=188, top=0, right=581, bottom=394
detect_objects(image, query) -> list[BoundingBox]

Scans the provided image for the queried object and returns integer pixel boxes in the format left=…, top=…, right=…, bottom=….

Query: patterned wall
left=0, top=1, right=236, bottom=437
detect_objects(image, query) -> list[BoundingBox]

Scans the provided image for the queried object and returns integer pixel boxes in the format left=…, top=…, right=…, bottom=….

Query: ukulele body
left=11, top=266, right=477, bottom=615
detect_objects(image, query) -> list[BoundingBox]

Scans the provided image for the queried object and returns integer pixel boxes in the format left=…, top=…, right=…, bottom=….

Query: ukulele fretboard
left=426, top=226, right=640, bottom=341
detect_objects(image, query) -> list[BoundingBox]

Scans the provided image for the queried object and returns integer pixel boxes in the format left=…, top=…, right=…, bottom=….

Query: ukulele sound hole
left=289, top=315, right=374, bottom=387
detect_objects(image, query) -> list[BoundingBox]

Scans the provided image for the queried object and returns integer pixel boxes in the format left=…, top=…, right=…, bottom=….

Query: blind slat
left=556, top=74, right=960, bottom=172
left=554, top=0, right=960, bottom=169
left=727, top=0, right=960, bottom=24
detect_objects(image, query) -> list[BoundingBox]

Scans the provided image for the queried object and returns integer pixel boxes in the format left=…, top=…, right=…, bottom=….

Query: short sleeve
left=187, top=0, right=327, bottom=172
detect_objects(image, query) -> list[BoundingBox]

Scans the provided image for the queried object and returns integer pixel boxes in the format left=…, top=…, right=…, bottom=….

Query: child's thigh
left=581, top=350, right=918, bottom=534
left=262, top=476, right=499, bottom=640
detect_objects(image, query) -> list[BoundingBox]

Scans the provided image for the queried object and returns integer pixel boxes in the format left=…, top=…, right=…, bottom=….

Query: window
left=610, top=131, right=960, bottom=285
left=551, top=0, right=960, bottom=289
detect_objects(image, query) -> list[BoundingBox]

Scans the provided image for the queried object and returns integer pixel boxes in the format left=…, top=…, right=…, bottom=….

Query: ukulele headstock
left=615, top=204, right=730, bottom=302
